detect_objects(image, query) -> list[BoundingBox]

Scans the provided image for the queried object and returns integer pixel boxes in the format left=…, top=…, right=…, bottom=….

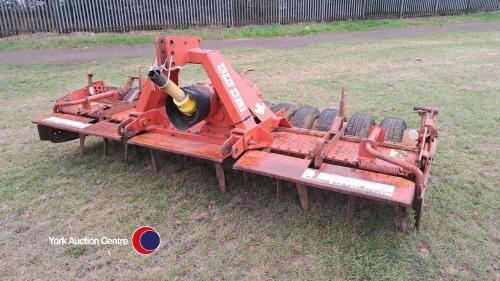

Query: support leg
left=103, top=138, right=109, bottom=156
left=79, top=134, right=86, bottom=155
left=214, top=162, right=226, bottom=192
left=150, top=149, right=159, bottom=174
left=397, top=206, right=409, bottom=234
left=296, top=184, right=309, bottom=212
left=346, top=195, right=358, bottom=222
left=414, top=198, right=424, bottom=232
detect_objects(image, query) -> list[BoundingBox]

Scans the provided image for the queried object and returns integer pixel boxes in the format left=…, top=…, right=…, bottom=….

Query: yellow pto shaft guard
left=148, top=68, right=197, bottom=116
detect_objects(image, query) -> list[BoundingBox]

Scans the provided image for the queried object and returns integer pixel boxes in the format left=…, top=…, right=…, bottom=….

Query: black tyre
left=313, top=108, right=339, bottom=132
left=271, top=103, right=298, bottom=120
left=290, top=106, right=320, bottom=129
left=380, top=117, right=407, bottom=143
left=346, top=113, right=375, bottom=138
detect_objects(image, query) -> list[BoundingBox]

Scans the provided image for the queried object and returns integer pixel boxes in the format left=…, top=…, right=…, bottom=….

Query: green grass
left=0, top=30, right=499, bottom=280
left=0, top=12, right=499, bottom=51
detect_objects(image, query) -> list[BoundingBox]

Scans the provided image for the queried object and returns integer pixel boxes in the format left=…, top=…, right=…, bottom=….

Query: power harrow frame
left=33, top=36, right=438, bottom=233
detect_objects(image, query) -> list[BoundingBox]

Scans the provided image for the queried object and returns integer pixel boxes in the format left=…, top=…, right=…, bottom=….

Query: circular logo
left=132, top=226, right=161, bottom=255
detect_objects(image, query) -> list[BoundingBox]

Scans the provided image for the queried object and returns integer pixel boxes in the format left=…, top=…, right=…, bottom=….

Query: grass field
left=0, top=29, right=499, bottom=280
left=0, top=12, right=499, bottom=51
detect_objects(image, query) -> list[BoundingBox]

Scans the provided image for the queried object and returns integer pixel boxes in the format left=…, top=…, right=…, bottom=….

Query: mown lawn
left=0, top=12, right=499, bottom=51
left=0, top=30, right=498, bottom=280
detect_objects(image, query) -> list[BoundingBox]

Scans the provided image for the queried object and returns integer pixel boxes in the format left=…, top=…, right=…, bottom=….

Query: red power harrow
left=33, top=36, right=438, bottom=232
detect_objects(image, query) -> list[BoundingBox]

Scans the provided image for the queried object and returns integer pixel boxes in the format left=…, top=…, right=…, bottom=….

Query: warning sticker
left=230, top=88, right=247, bottom=113
left=254, top=102, right=266, bottom=115
left=217, top=62, right=247, bottom=113
left=301, top=168, right=395, bottom=197
left=43, top=117, right=91, bottom=129
left=389, top=149, right=407, bottom=161
left=217, top=63, right=235, bottom=88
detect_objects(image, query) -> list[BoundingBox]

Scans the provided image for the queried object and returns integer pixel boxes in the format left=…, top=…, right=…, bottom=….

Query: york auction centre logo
left=132, top=226, right=161, bottom=255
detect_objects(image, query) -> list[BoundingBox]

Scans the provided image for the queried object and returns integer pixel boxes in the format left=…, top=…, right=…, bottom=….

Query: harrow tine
left=214, top=162, right=226, bottom=192
left=123, top=141, right=128, bottom=164
left=296, top=184, right=309, bottom=212
left=346, top=195, right=358, bottom=222
left=79, top=134, right=86, bottom=155
left=414, top=198, right=424, bottom=232
left=276, top=179, right=284, bottom=201
left=150, top=149, right=159, bottom=174
left=135, top=146, right=143, bottom=156
left=181, top=156, right=188, bottom=167
left=243, top=172, right=250, bottom=183
left=397, top=206, right=409, bottom=234
left=103, top=138, right=109, bottom=156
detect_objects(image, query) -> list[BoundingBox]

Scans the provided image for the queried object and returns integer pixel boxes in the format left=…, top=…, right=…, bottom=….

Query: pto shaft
left=148, top=68, right=197, bottom=116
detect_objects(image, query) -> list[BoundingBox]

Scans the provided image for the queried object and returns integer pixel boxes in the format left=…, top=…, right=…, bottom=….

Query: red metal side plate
left=81, top=121, right=121, bottom=141
left=234, top=150, right=311, bottom=180
left=234, top=150, right=415, bottom=207
left=128, top=132, right=226, bottom=162
left=33, top=113, right=122, bottom=141
left=32, top=113, right=94, bottom=133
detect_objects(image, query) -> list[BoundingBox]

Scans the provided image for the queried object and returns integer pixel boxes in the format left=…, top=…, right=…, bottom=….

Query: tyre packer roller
left=32, top=36, right=439, bottom=233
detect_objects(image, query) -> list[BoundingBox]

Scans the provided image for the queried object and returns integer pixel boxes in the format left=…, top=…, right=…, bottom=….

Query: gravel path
left=1, top=22, right=499, bottom=66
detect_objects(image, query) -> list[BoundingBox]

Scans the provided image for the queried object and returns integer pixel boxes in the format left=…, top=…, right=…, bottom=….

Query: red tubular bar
left=358, top=161, right=402, bottom=176
left=55, top=90, right=116, bottom=108
left=364, top=126, right=425, bottom=198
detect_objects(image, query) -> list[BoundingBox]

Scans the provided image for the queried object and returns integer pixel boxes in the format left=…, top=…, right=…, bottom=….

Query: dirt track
left=1, top=22, right=499, bottom=66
